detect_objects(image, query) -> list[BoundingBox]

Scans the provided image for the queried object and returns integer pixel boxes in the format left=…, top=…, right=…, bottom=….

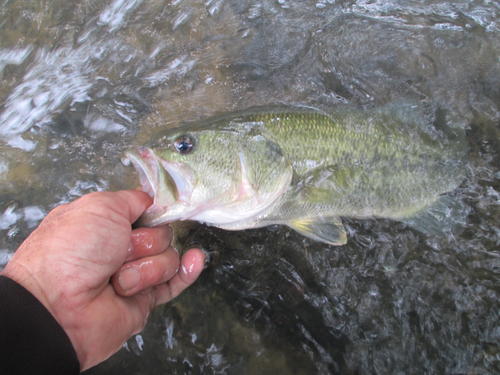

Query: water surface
left=1, top=0, right=500, bottom=374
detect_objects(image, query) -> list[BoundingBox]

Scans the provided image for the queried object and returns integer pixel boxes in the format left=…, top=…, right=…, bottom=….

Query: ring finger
left=112, top=246, right=180, bottom=296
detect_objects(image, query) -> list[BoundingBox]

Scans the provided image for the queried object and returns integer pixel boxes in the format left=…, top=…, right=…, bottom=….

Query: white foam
left=99, top=0, right=144, bottom=31
left=163, top=318, right=178, bottom=349
left=0, top=205, right=19, bottom=230
left=135, top=334, right=144, bottom=351
left=0, top=46, right=93, bottom=137
left=85, top=116, right=127, bottom=132
left=55, top=180, right=109, bottom=206
left=23, top=206, right=46, bottom=228
left=143, top=56, right=196, bottom=87
left=173, top=11, right=191, bottom=29
left=0, top=46, right=33, bottom=73
left=115, top=109, right=133, bottom=123
left=0, top=249, right=13, bottom=268
left=350, top=0, right=498, bottom=33
left=6, top=135, right=36, bottom=151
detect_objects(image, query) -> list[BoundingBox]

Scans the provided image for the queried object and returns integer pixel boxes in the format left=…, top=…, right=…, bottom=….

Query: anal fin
left=289, top=216, right=347, bottom=246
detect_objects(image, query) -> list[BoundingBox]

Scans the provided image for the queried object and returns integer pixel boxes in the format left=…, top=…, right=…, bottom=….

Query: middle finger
left=125, top=226, right=172, bottom=262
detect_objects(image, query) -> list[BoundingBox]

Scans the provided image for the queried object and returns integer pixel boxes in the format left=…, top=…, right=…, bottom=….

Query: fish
left=125, top=104, right=467, bottom=245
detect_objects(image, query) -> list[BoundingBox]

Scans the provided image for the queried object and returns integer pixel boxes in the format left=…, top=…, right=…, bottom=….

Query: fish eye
left=174, top=136, right=194, bottom=154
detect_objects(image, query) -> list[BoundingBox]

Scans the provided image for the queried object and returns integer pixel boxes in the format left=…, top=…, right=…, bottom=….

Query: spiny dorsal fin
left=288, top=217, right=347, bottom=246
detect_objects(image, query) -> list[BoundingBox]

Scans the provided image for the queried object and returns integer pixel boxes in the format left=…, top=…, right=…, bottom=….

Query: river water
left=1, top=0, right=500, bottom=374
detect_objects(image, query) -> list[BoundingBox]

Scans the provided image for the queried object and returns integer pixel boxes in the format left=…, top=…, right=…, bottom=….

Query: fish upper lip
left=125, top=147, right=177, bottom=206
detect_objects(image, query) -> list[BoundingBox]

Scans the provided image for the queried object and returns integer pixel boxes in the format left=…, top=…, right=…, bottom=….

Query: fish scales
left=126, top=106, right=467, bottom=245
left=248, top=112, right=457, bottom=192
left=259, top=110, right=463, bottom=220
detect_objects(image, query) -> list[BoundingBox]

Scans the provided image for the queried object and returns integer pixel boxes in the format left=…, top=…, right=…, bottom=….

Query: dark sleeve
left=0, top=275, right=80, bottom=375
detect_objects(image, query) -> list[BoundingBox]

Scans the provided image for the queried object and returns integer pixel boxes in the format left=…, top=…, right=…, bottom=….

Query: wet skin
left=1, top=190, right=205, bottom=371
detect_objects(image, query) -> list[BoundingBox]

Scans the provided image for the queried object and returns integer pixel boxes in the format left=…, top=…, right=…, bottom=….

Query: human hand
left=0, top=190, right=205, bottom=371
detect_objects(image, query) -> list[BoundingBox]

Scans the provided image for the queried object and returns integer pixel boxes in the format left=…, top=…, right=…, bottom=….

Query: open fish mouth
left=125, top=147, right=178, bottom=206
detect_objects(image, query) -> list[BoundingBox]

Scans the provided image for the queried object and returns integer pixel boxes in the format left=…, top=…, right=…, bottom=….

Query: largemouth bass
left=126, top=105, right=466, bottom=245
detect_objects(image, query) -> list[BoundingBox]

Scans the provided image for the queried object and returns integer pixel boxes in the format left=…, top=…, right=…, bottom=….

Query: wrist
left=1, top=261, right=54, bottom=316
left=0, top=274, right=81, bottom=374
left=1, top=261, right=87, bottom=366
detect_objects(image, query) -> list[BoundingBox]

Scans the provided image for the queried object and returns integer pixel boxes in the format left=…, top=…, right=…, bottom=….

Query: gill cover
left=132, top=128, right=293, bottom=228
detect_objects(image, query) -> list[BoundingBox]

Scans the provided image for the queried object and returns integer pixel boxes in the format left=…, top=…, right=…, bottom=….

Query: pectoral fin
left=288, top=217, right=347, bottom=246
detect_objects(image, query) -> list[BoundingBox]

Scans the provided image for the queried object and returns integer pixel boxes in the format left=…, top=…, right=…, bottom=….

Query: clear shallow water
left=0, top=0, right=499, bottom=373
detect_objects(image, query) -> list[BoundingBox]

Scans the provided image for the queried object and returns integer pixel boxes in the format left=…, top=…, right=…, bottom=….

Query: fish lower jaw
left=134, top=202, right=190, bottom=227
left=189, top=210, right=253, bottom=226
left=137, top=187, right=286, bottom=228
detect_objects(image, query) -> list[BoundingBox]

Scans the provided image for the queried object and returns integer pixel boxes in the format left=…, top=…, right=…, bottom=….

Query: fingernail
left=119, top=268, right=141, bottom=292
left=166, top=224, right=173, bottom=238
